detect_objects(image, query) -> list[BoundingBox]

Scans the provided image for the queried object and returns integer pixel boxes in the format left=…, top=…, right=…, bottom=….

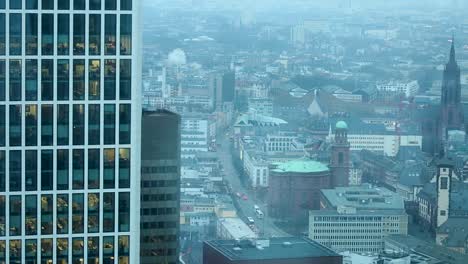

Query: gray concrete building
left=140, top=110, right=181, bottom=264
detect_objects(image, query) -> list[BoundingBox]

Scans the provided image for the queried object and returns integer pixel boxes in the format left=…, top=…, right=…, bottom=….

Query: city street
left=218, top=133, right=290, bottom=238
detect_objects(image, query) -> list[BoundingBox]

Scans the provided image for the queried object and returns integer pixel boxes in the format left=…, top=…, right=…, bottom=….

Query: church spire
left=449, top=35, right=456, bottom=64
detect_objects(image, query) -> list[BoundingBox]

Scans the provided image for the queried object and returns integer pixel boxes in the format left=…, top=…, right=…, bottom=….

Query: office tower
left=140, top=110, right=181, bottom=264
left=0, top=0, right=141, bottom=263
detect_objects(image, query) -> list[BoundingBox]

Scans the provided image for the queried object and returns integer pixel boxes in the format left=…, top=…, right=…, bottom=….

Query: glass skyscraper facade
left=0, top=0, right=141, bottom=263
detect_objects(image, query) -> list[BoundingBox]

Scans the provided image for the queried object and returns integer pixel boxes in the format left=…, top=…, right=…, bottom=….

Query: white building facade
left=0, top=0, right=141, bottom=263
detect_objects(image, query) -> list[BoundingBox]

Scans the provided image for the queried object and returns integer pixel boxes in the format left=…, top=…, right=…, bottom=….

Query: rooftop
left=271, top=159, right=329, bottom=174
left=322, top=184, right=405, bottom=210
left=205, top=237, right=341, bottom=261
left=218, top=218, right=257, bottom=240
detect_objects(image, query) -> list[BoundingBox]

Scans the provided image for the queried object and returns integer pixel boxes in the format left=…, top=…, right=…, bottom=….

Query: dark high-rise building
left=440, top=39, right=464, bottom=137
left=221, top=71, right=235, bottom=103
left=330, top=121, right=350, bottom=187
left=140, top=110, right=181, bottom=264
left=210, top=71, right=235, bottom=110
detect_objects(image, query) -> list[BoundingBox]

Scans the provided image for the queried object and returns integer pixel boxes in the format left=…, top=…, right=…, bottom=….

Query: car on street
left=242, top=194, right=248, bottom=200
left=247, top=217, right=255, bottom=225
left=236, top=192, right=242, bottom=198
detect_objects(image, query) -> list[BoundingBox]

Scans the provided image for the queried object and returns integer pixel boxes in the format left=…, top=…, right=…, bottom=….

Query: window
left=89, top=105, right=101, bottom=145
left=0, top=152, right=4, bottom=192
left=9, top=150, right=21, bottom=192
left=41, top=150, right=53, bottom=191
left=9, top=240, right=21, bottom=263
left=9, top=60, right=22, bottom=101
left=57, top=238, right=69, bottom=263
left=9, top=14, right=22, bottom=55
left=9, top=105, right=21, bottom=146
left=58, top=0, right=70, bottom=9
left=0, top=60, right=5, bottom=100
left=88, top=149, right=100, bottom=189
left=41, top=239, right=53, bottom=263
left=25, top=150, right=37, bottom=191
left=73, top=59, right=85, bottom=100
left=72, top=238, right=84, bottom=264
left=42, top=14, right=54, bottom=55
left=26, top=14, right=38, bottom=55
left=9, top=196, right=21, bottom=236
left=73, top=15, right=85, bottom=55
left=104, top=149, right=115, bottom=188
left=41, top=104, right=53, bottom=146
left=74, top=0, right=85, bottom=10
left=72, top=194, right=84, bottom=233
left=118, top=236, right=130, bottom=264
left=103, top=193, right=115, bottom=232
left=25, top=105, right=38, bottom=146
left=89, top=60, right=101, bottom=100
left=103, top=237, right=114, bottom=262
left=42, top=0, right=53, bottom=9
left=57, top=60, right=70, bottom=100
left=57, top=194, right=69, bottom=234
left=121, top=0, right=132, bottom=10
left=25, top=239, right=37, bottom=263
left=88, top=237, right=100, bottom=264
left=120, top=59, right=132, bottom=99
left=57, top=104, right=69, bottom=145
left=41, top=195, right=53, bottom=234
left=25, top=195, right=37, bottom=235
left=73, top=149, right=84, bottom=189
left=120, top=15, right=132, bottom=55
left=58, top=14, right=70, bottom=55
left=119, top=193, right=130, bottom=232
left=73, top=104, right=85, bottom=145
left=104, top=104, right=116, bottom=144
left=88, top=193, right=100, bottom=233
left=41, top=60, right=54, bottom=101
left=26, top=60, right=38, bottom=100
left=119, top=148, right=130, bottom=188
left=104, top=60, right=116, bottom=99
left=0, top=196, right=4, bottom=236
left=89, top=14, right=101, bottom=55
left=105, top=0, right=116, bottom=10
left=119, top=104, right=131, bottom=143
left=105, top=15, right=116, bottom=55
left=440, top=177, right=448, bottom=190
left=0, top=14, right=5, bottom=55
left=57, top=149, right=69, bottom=190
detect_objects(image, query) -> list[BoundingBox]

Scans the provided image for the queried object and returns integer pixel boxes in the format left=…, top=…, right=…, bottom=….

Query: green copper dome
left=336, top=121, right=348, bottom=130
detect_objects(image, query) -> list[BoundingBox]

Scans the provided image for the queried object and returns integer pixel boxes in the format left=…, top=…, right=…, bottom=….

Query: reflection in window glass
left=88, top=193, right=100, bottom=233
left=88, top=237, right=100, bottom=264
left=119, top=236, right=130, bottom=264
left=9, top=14, right=22, bottom=55
left=57, top=238, right=69, bottom=263
left=9, top=150, right=21, bottom=192
left=119, top=104, right=131, bottom=144
left=0, top=60, right=5, bottom=100
left=90, top=0, right=101, bottom=10
left=119, top=192, right=130, bottom=232
left=120, top=60, right=132, bottom=99
left=25, top=105, right=38, bottom=146
left=103, top=237, right=114, bottom=263
left=9, top=240, right=21, bottom=264
left=104, top=104, right=116, bottom=144
left=73, top=104, right=85, bottom=145
left=26, top=59, right=38, bottom=100
left=58, top=0, right=70, bottom=9
left=121, top=0, right=132, bottom=10
left=41, top=150, right=53, bottom=191
left=73, top=149, right=84, bottom=190
left=120, top=15, right=132, bottom=55
left=89, top=105, right=100, bottom=145
left=89, top=14, right=101, bottom=55
left=41, top=238, right=53, bottom=264
left=25, top=195, right=37, bottom=235
left=73, top=15, right=85, bottom=55
left=88, top=149, right=100, bottom=189
left=72, top=238, right=84, bottom=264
left=0, top=196, right=4, bottom=236
left=57, top=104, right=69, bottom=145
left=25, top=150, right=38, bottom=191
left=0, top=240, right=4, bottom=263
left=41, top=60, right=54, bottom=100
left=9, top=105, right=21, bottom=146
left=119, top=148, right=130, bottom=188
left=57, top=149, right=69, bottom=190
left=42, top=14, right=54, bottom=55
left=9, top=60, right=22, bottom=101
left=42, top=0, right=53, bottom=9
left=58, top=14, right=70, bottom=55
left=58, top=60, right=70, bottom=100
left=105, top=15, right=116, bottom=55
left=104, top=60, right=116, bottom=100
left=26, top=14, right=38, bottom=55
left=41, top=105, right=53, bottom=146
left=89, top=60, right=101, bottom=100
left=0, top=152, right=4, bottom=192
left=105, top=0, right=116, bottom=10
left=27, top=0, right=38, bottom=9
left=41, top=195, right=53, bottom=235
left=9, top=196, right=22, bottom=236
left=0, top=14, right=5, bottom=55
left=74, top=0, right=85, bottom=10
left=72, top=194, right=84, bottom=234
left=57, top=194, right=69, bottom=234
left=104, top=149, right=115, bottom=189
left=103, top=193, right=115, bottom=232
left=10, top=0, right=21, bottom=8
left=73, top=59, right=85, bottom=100
left=25, top=239, right=37, bottom=264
